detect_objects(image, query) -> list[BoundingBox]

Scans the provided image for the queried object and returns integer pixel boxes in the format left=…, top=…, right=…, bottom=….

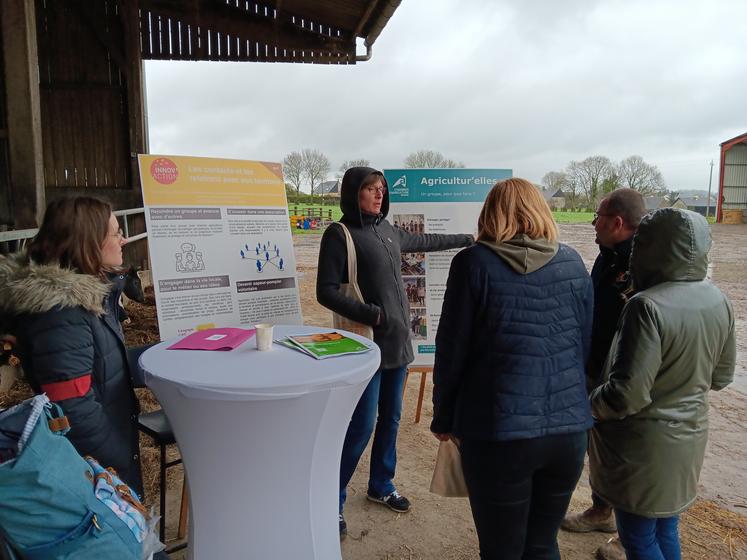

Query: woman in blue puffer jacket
left=431, top=178, right=594, bottom=560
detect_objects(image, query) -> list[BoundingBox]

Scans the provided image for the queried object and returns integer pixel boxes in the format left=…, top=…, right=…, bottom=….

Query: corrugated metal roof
left=720, top=131, right=747, bottom=147
left=138, top=0, right=402, bottom=64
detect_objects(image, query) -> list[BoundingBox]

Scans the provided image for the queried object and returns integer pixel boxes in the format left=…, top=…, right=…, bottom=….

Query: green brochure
left=283, top=332, right=373, bottom=359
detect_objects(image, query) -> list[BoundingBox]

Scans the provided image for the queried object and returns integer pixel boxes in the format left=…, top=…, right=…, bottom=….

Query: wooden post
left=1, top=0, right=45, bottom=228
left=405, top=366, right=432, bottom=423
left=177, top=475, right=189, bottom=539
left=120, top=0, right=147, bottom=203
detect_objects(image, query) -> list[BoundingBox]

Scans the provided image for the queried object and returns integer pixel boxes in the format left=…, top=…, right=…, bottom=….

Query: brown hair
left=26, top=196, right=112, bottom=276
left=603, top=188, right=646, bottom=229
left=477, top=178, right=558, bottom=243
left=360, top=171, right=385, bottom=190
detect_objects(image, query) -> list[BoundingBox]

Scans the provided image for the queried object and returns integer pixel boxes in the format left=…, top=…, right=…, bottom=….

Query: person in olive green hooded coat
left=589, top=208, right=735, bottom=559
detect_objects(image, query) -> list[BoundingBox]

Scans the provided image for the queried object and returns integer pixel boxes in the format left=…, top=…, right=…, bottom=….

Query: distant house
left=673, top=196, right=716, bottom=216
left=643, top=196, right=670, bottom=212
left=541, top=188, right=566, bottom=210
left=318, top=179, right=342, bottom=198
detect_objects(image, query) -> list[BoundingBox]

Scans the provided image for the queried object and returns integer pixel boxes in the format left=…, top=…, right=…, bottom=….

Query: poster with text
left=139, top=154, right=303, bottom=340
left=383, top=168, right=512, bottom=366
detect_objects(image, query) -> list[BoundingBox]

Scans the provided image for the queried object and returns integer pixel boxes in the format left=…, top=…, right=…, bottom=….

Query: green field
left=552, top=211, right=595, bottom=224
left=287, top=204, right=596, bottom=230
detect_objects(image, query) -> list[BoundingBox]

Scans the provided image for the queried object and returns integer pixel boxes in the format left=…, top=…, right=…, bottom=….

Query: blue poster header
left=383, top=168, right=512, bottom=203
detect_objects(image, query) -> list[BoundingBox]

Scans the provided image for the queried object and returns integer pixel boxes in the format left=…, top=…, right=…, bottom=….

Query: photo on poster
left=392, top=213, right=424, bottom=234
left=401, top=252, right=425, bottom=275
left=403, top=276, right=426, bottom=306
left=409, top=308, right=427, bottom=340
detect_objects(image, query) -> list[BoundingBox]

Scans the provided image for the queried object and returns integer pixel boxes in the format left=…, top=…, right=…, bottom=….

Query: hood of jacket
left=0, top=253, right=109, bottom=317
left=340, top=166, right=389, bottom=226
left=478, top=235, right=559, bottom=274
left=630, top=208, right=710, bottom=291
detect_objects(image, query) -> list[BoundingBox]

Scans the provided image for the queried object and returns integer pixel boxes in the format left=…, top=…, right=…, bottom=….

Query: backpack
left=0, top=395, right=162, bottom=559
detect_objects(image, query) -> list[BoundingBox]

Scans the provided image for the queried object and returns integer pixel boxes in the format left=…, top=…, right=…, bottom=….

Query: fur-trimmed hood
left=0, top=253, right=109, bottom=317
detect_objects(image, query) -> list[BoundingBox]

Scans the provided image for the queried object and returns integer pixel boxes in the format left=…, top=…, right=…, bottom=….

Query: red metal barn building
left=717, top=132, right=747, bottom=223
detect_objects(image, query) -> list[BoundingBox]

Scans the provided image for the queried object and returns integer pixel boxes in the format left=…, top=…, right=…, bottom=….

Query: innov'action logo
left=150, top=157, right=179, bottom=185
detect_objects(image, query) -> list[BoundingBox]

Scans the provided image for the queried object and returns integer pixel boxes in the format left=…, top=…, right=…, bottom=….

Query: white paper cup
left=255, top=323, right=274, bottom=351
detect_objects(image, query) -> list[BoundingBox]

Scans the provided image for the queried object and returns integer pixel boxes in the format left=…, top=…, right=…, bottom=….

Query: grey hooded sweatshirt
left=316, top=167, right=474, bottom=369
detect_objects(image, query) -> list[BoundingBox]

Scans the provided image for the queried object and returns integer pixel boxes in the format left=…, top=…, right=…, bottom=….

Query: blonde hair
left=477, top=178, right=558, bottom=243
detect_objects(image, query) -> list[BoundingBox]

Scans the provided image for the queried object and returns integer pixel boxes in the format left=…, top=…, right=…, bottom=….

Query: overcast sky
left=144, top=0, right=747, bottom=192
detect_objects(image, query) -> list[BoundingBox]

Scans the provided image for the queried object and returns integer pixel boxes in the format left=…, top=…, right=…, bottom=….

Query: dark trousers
left=461, top=431, right=587, bottom=560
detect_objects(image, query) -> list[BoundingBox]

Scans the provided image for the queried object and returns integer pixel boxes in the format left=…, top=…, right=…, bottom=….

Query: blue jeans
left=615, top=509, right=681, bottom=560
left=339, top=366, right=407, bottom=512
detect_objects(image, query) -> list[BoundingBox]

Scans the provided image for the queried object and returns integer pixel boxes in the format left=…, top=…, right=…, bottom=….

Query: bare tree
left=566, top=156, right=614, bottom=209
left=283, top=151, right=304, bottom=194
left=617, top=155, right=666, bottom=196
left=404, top=149, right=464, bottom=168
left=338, top=159, right=370, bottom=177
left=666, top=190, right=680, bottom=205
left=541, top=171, right=569, bottom=194
left=301, top=149, right=331, bottom=196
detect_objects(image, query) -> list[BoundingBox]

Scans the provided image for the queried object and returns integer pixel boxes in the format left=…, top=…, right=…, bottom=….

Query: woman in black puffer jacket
left=0, top=196, right=142, bottom=495
left=432, top=178, right=594, bottom=560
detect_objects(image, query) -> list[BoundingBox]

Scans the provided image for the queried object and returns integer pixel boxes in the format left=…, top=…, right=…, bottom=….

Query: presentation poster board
left=383, top=168, right=512, bottom=366
left=139, top=154, right=303, bottom=339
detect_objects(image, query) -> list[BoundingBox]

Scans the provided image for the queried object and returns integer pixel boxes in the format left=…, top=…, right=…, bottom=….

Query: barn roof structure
left=717, top=131, right=747, bottom=222
left=0, top=0, right=402, bottom=229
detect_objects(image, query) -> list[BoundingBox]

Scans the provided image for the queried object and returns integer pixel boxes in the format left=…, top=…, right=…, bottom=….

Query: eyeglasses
left=592, top=212, right=616, bottom=225
left=364, top=185, right=387, bottom=195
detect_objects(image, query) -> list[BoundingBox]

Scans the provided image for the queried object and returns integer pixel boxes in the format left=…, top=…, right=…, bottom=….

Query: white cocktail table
left=139, top=325, right=380, bottom=559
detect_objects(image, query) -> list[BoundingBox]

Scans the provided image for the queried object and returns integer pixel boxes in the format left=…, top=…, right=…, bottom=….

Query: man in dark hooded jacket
left=562, top=188, right=646, bottom=545
left=317, top=166, right=473, bottom=537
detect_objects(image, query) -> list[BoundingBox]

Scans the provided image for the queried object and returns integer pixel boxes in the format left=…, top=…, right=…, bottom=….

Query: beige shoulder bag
left=332, top=223, right=374, bottom=340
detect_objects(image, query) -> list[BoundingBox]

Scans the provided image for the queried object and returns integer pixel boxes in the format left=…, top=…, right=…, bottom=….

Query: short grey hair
left=604, top=188, right=646, bottom=229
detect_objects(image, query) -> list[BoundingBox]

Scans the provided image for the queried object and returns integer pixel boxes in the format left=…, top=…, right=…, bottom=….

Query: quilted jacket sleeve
left=431, top=250, right=475, bottom=434
left=21, top=307, right=116, bottom=461
left=590, top=296, right=662, bottom=420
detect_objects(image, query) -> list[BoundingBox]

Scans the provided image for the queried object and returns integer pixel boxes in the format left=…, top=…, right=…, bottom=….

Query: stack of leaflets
left=276, top=331, right=373, bottom=360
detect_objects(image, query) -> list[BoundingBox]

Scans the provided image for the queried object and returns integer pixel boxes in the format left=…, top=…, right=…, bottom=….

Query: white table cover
left=140, top=325, right=381, bottom=560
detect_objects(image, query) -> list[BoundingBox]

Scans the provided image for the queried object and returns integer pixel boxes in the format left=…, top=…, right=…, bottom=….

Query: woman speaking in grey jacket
left=317, top=166, right=473, bottom=537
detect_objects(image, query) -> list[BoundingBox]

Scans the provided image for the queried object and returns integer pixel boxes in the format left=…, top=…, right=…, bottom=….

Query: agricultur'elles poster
left=384, top=168, right=512, bottom=366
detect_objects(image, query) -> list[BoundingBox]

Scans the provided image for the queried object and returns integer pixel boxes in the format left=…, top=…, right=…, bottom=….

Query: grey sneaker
left=561, top=507, right=617, bottom=533
left=366, top=490, right=411, bottom=513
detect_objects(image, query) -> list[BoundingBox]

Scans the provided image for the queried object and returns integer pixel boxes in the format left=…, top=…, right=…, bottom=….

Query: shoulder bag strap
left=336, top=223, right=366, bottom=303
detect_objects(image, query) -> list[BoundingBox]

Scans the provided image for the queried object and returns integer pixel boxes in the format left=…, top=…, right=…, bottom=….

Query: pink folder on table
left=168, top=328, right=256, bottom=351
